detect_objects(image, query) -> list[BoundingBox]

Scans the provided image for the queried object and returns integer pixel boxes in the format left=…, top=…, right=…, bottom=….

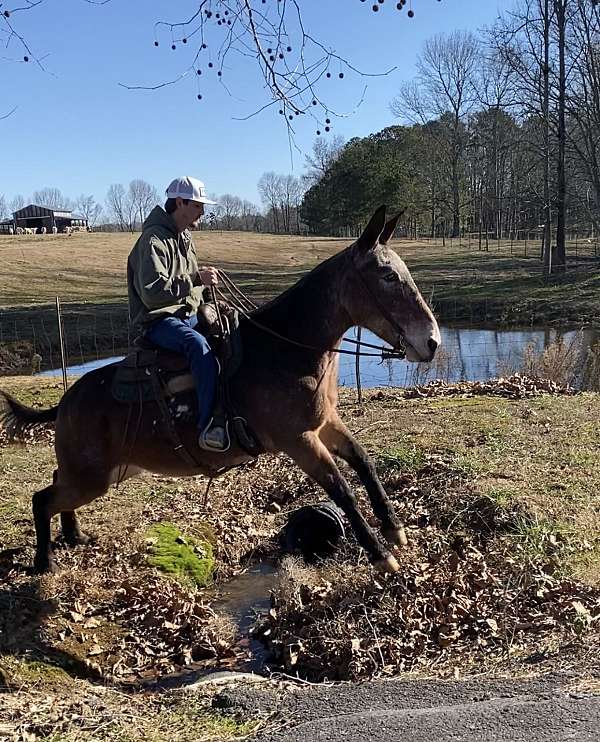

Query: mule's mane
left=250, top=243, right=353, bottom=324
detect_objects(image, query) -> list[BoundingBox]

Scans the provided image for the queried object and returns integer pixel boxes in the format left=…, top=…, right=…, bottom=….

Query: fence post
left=56, top=297, right=68, bottom=393
left=355, top=327, right=363, bottom=405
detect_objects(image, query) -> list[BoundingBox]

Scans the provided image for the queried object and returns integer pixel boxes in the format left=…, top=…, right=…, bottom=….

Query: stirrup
left=198, top=418, right=230, bottom=453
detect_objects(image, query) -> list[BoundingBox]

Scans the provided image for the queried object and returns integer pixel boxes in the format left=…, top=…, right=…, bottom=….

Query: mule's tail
left=0, top=390, right=58, bottom=440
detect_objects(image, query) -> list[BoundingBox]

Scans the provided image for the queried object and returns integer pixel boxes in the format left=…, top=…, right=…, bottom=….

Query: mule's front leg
left=320, top=418, right=407, bottom=548
left=285, top=431, right=399, bottom=573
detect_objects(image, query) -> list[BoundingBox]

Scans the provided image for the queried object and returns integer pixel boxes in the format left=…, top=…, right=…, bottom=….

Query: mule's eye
left=383, top=272, right=397, bottom=283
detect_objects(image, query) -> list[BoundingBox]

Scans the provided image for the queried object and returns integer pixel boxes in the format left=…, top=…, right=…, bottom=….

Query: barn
left=10, top=204, right=88, bottom=233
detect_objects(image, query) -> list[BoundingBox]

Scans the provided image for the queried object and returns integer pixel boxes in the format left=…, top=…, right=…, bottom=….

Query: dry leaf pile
left=253, top=445, right=600, bottom=682
left=106, top=576, right=236, bottom=679
left=400, top=374, right=575, bottom=400
left=0, top=549, right=238, bottom=685
left=255, top=538, right=600, bottom=682
left=0, top=450, right=316, bottom=683
left=0, top=688, right=134, bottom=741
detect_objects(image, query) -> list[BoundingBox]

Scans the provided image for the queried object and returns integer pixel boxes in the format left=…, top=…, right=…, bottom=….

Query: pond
left=38, top=324, right=598, bottom=388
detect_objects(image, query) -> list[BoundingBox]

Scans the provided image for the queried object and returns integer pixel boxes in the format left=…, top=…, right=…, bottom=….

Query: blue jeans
left=145, top=315, right=217, bottom=432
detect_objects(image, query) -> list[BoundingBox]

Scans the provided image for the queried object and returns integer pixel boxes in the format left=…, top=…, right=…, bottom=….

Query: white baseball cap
left=165, top=176, right=216, bottom=205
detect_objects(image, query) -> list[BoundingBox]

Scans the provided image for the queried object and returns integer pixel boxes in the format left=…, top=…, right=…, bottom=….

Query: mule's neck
left=251, top=248, right=354, bottom=352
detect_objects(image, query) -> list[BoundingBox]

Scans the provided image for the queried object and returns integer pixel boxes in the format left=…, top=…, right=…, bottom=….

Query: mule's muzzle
left=422, top=336, right=439, bottom=362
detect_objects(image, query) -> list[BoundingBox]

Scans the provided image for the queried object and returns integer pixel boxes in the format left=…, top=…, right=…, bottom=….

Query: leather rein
left=212, top=250, right=407, bottom=361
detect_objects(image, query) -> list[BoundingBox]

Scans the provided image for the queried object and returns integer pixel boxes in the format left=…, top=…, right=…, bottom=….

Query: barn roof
left=13, top=204, right=73, bottom=218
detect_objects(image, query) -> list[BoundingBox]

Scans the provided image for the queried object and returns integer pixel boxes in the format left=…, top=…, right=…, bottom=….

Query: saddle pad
left=111, top=365, right=155, bottom=403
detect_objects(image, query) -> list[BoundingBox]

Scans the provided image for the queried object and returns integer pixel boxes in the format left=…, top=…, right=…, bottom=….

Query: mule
left=0, top=206, right=440, bottom=574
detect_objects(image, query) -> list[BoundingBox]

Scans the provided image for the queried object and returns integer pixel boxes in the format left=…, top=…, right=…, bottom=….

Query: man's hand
left=197, top=266, right=219, bottom=286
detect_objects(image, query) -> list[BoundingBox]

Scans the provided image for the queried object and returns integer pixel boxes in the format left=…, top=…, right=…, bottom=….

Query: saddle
left=111, top=303, right=261, bottom=462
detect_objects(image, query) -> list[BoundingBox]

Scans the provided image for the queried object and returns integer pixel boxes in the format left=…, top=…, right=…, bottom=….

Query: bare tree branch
left=123, top=1, right=399, bottom=134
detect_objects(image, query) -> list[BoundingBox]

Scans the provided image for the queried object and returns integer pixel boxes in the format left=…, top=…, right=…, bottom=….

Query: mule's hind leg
left=284, top=431, right=399, bottom=573
left=32, top=485, right=58, bottom=574
left=60, top=512, right=91, bottom=546
left=320, top=417, right=407, bottom=548
left=54, top=469, right=91, bottom=546
left=32, top=474, right=109, bottom=574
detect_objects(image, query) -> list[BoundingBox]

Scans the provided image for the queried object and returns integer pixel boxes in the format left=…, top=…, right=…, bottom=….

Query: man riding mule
left=0, top=205, right=440, bottom=575
left=127, top=176, right=227, bottom=452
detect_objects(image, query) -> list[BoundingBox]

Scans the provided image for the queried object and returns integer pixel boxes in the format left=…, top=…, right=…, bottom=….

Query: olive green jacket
left=127, top=206, right=205, bottom=337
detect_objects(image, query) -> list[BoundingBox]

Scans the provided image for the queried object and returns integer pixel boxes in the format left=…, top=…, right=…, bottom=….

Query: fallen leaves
left=253, top=537, right=600, bottom=682
left=401, top=374, right=576, bottom=401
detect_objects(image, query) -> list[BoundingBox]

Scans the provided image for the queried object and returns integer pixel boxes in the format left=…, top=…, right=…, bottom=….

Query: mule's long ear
left=379, top=209, right=405, bottom=245
left=357, top=205, right=386, bottom=251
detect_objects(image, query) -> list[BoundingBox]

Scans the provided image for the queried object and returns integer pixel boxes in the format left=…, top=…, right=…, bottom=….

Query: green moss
left=145, top=522, right=215, bottom=588
left=0, top=657, right=70, bottom=687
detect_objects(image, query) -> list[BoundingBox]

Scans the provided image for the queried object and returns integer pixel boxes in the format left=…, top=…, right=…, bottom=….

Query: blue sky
left=1, top=0, right=503, bottom=210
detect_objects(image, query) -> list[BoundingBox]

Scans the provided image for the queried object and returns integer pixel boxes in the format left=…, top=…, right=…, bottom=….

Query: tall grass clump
left=581, top=341, right=600, bottom=391
left=519, top=333, right=585, bottom=387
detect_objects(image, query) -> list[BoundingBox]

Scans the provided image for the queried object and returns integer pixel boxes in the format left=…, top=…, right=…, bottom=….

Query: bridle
left=349, top=247, right=408, bottom=356
left=211, top=247, right=407, bottom=361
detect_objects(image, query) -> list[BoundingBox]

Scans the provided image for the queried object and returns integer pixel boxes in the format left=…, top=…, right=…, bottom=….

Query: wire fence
left=2, top=303, right=598, bottom=393
left=417, top=232, right=600, bottom=265
left=337, top=326, right=600, bottom=391
left=0, top=304, right=130, bottom=373
left=1, top=228, right=600, bottom=380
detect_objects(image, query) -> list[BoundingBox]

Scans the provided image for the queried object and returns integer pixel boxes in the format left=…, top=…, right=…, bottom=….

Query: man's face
left=178, top=198, right=205, bottom=229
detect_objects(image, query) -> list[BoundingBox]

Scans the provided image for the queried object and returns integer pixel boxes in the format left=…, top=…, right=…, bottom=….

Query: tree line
left=8, top=0, right=598, bottom=270
left=0, top=174, right=309, bottom=234
left=301, top=0, right=600, bottom=275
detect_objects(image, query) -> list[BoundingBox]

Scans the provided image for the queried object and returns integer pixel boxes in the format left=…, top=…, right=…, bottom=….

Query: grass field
left=1, top=229, right=600, bottom=316
left=0, top=230, right=334, bottom=307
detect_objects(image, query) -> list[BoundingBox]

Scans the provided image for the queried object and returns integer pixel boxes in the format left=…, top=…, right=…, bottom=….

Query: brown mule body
left=0, top=207, right=440, bottom=573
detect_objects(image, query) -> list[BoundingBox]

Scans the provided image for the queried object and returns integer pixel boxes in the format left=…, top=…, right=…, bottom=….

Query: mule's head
left=345, top=205, right=440, bottom=362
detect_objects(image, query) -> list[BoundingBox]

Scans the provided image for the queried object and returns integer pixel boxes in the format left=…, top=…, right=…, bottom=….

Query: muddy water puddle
left=207, top=560, right=280, bottom=680
left=214, top=560, right=278, bottom=672
left=148, top=561, right=278, bottom=689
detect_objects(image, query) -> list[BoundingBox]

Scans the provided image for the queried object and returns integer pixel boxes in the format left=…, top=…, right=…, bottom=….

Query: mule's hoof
left=374, top=553, right=400, bottom=574
left=33, top=556, right=58, bottom=575
left=383, top=527, right=408, bottom=548
left=63, top=531, right=92, bottom=547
